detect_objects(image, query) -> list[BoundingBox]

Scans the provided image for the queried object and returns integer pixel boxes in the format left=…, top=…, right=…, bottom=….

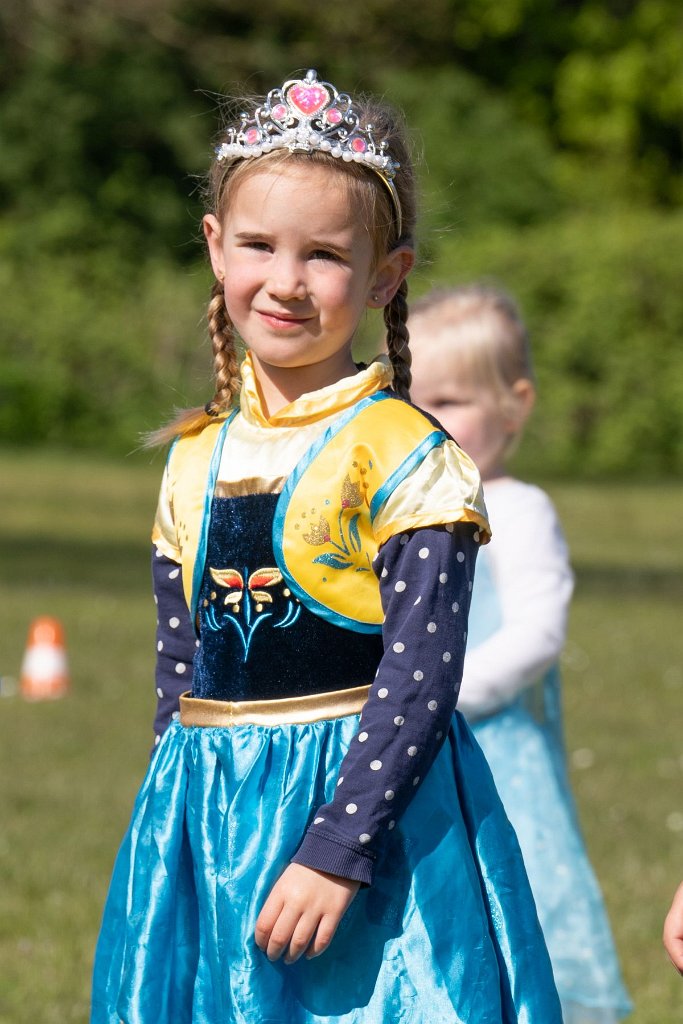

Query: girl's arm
left=457, top=484, right=573, bottom=720
left=256, top=522, right=478, bottom=961
left=151, top=546, right=196, bottom=744
left=664, top=881, right=683, bottom=973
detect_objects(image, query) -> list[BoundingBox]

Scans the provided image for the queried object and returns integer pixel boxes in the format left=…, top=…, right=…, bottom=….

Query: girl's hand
left=663, top=881, right=683, bottom=973
left=255, top=863, right=360, bottom=964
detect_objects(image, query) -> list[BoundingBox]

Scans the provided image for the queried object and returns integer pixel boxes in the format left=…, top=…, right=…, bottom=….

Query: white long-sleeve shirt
left=457, top=477, right=574, bottom=721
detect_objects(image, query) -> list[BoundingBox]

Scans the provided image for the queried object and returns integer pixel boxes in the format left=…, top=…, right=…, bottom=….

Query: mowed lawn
left=0, top=447, right=681, bottom=1023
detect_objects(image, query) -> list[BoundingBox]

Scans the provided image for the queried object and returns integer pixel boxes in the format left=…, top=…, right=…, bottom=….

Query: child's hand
left=663, top=881, right=683, bottom=973
left=255, top=863, right=360, bottom=964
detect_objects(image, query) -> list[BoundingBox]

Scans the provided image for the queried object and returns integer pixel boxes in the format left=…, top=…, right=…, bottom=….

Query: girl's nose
left=266, top=258, right=307, bottom=301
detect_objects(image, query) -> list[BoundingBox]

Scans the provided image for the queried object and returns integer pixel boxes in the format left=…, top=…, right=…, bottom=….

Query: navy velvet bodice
left=192, top=494, right=384, bottom=701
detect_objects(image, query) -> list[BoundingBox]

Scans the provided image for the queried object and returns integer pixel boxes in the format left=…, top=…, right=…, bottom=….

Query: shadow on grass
left=574, top=562, right=683, bottom=598
left=0, top=534, right=152, bottom=594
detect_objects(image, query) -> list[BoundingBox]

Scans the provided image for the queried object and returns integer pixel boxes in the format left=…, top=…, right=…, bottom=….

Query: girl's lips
left=258, top=310, right=311, bottom=329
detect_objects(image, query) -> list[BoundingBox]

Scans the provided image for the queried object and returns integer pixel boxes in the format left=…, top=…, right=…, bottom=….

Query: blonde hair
left=410, top=284, right=534, bottom=422
left=149, top=91, right=418, bottom=446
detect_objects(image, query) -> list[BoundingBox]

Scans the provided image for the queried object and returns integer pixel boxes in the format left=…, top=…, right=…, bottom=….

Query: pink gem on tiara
left=271, top=103, right=288, bottom=121
left=326, top=108, right=343, bottom=125
left=288, top=82, right=330, bottom=117
left=245, top=127, right=260, bottom=145
left=351, top=137, right=367, bottom=153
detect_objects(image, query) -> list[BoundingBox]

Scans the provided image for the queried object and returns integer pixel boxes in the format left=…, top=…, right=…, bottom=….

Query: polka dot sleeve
left=151, top=544, right=196, bottom=746
left=291, top=522, right=480, bottom=885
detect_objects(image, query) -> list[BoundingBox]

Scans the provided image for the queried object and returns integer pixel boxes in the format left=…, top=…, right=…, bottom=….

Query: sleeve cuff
left=291, top=829, right=375, bottom=886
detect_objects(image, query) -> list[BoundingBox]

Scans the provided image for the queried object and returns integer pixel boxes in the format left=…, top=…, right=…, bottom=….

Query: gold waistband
left=179, top=684, right=371, bottom=727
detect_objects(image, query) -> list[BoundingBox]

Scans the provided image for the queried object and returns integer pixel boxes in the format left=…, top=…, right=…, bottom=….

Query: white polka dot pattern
left=152, top=548, right=196, bottom=744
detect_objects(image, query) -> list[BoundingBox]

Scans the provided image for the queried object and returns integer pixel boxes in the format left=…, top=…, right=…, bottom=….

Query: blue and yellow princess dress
left=91, top=356, right=562, bottom=1024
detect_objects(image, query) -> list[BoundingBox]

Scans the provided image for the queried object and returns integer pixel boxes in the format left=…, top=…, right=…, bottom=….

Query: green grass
left=1, top=449, right=682, bottom=1022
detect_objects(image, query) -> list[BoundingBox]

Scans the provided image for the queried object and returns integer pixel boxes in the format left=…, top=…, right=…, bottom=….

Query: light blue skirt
left=473, top=704, right=632, bottom=1022
left=91, top=711, right=562, bottom=1023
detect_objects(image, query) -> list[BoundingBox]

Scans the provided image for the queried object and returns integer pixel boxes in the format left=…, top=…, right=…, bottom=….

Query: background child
left=410, top=284, right=632, bottom=1023
left=91, top=73, right=562, bottom=1022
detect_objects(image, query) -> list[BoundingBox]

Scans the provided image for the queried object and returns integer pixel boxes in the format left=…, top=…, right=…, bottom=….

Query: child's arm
left=151, top=546, right=196, bottom=743
left=457, top=484, right=573, bottom=720
left=664, top=881, right=683, bottom=973
left=256, top=523, right=478, bottom=961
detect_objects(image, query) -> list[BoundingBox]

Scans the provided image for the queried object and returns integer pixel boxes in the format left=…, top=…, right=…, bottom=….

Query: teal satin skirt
left=91, top=711, right=561, bottom=1023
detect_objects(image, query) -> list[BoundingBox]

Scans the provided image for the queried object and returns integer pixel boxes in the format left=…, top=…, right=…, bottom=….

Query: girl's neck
left=249, top=350, right=359, bottom=418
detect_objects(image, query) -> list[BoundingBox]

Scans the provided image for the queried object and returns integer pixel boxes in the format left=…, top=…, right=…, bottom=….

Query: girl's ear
left=367, top=246, right=415, bottom=308
left=203, top=214, right=225, bottom=283
left=508, top=378, right=536, bottom=430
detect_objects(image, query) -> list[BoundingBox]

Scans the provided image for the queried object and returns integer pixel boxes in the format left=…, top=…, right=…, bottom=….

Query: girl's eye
left=310, top=249, right=341, bottom=262
left=242, top=240, right=271, bottom=252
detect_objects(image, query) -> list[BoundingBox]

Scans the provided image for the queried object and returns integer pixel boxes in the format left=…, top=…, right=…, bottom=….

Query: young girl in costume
left=91, top=72, right=562, bottom=1023
left=410, top=285, right=632, bottom=1023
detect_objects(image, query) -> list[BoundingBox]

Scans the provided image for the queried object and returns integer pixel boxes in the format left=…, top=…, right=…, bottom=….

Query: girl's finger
left=283, top=912, right=319, bottom=965
left=265, top=904, right=302, bottom=962
left=306, top=912, right=340, bottom=959
left=254, top=891, right=285, bottom=952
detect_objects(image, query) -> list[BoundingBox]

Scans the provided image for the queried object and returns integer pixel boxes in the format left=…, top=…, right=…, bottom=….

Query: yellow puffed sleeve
left=372, top=439, right=491, bottom=546
left=151, top=464, right=182, bottom=562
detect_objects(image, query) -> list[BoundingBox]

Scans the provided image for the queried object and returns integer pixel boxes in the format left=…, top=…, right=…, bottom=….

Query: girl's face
left=204, top=161, right=411, bottom=404
left=410, top=345, right=513, bottom=481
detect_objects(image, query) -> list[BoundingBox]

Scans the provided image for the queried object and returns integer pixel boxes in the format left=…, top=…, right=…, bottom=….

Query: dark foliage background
left=1, top=0, right=681, bottom=474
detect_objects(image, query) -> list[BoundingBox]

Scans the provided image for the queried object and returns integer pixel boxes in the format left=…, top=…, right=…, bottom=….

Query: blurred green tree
left=0, top=0, right=680, bottom=471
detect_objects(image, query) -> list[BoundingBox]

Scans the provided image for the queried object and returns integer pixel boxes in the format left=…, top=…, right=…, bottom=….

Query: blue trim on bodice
left=190, top=410, right=238, bottom=626
left=369, top=429, right=446, bottom=521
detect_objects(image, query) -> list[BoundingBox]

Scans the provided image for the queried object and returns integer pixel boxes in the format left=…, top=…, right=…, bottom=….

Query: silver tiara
left=215, top=69, right=402, bottom=236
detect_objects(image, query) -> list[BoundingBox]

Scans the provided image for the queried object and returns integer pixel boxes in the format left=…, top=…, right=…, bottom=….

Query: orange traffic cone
left=20, top=617, right=69, bottom=701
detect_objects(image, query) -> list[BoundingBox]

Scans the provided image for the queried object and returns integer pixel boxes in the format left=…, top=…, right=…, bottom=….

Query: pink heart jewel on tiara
left=287, top=82, right=330, bottom=118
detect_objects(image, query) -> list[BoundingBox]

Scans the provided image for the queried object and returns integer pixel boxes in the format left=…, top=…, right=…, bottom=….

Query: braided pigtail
left=205, top=279, right=241, bottom=415
left=384, top=279, right=411, bottom=401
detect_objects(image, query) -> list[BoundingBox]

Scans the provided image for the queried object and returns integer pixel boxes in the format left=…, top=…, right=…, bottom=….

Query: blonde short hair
left=410, top=284, right=533, bottom=418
